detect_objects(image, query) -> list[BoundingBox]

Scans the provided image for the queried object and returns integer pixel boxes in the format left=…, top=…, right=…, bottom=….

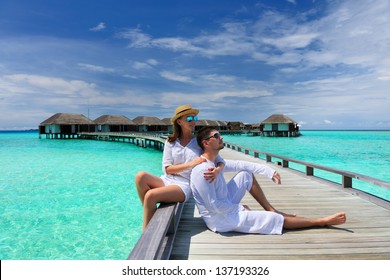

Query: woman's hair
left=167, top=120, right=182, bottom=143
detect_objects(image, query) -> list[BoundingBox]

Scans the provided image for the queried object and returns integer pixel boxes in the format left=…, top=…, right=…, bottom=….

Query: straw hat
left=170, top=104, right=199, bottom=124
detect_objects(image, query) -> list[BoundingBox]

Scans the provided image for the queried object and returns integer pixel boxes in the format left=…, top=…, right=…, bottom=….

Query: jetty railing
left=224, top=142, right=390, bottom=199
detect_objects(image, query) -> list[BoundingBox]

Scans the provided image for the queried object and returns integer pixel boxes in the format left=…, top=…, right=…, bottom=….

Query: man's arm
left=224, top=159, right=277, bottom=180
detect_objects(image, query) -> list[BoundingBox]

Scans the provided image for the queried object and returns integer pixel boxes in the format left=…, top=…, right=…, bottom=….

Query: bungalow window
left=272, top=124, right=278, bottom=131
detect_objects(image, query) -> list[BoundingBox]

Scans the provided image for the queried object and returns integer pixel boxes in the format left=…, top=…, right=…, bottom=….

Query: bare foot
left=322, top=212, right=346, bottom=226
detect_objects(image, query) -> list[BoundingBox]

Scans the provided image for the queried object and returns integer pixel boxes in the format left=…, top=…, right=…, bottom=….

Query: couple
left=135, top=104, right=346, bottom=234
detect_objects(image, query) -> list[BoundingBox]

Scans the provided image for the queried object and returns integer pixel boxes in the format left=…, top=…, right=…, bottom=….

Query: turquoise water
left=223, top=131, right=390, bottom=200
left=1, top=130, right=389, bottom=260
left=0, top=131, right=162, bottom=260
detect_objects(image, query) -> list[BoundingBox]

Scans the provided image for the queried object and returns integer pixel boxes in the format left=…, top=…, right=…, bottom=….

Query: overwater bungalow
left=132, top=116, right=168, bottom=133
left=161, top=118, right=173, bottom=133
left=194, top=119, right=219, bottom=131
left=227, top=121, right=244, bottom=131
left=215, top=120, right=228, bottom=131
left=259, top=114, right=300, bottom=137
left=94, top=115, right=136, bottom=133
left=39, top=113, right=95, bottom=139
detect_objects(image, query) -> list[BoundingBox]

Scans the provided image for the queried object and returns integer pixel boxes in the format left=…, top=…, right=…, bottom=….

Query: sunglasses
left=204, top=132, right=221, bottom=141
left=186, top=115, right=198, bottom=122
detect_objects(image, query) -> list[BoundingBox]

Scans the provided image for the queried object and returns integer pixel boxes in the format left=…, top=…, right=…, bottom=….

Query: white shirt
left=190, top=157, right=284, bottom=234
left=162, top=138, right=201, bottom=181
left=161, top=138, right=225, bottom=201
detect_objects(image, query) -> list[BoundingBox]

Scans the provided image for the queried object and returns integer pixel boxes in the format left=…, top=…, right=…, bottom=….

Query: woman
left=135, top=104, right=225, bottom=231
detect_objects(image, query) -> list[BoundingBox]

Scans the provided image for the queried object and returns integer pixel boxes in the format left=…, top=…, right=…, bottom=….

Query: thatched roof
left=161, top=118, right=172, bottom=125
left=261, top=114, right=298, bottom=124
left=132, top=116, right=165, bottom=126
left=227, top=121, right=244, bottom=125
left=94, top=115, right=135, bottom=125
left=40, top=113, right=94, bottom=125
left=195, top=119, right=220, bottom=126
left=215, top=120, right=228, bottom=126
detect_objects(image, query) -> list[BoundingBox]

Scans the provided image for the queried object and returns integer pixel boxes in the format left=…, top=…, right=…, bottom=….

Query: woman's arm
left=165, top=157, right=206, bottom=175
left=162, top=140, right=207, bottom=175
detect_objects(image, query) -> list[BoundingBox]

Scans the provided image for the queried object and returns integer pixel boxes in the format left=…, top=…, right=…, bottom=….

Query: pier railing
left=224, top=142, right=390, bottom=200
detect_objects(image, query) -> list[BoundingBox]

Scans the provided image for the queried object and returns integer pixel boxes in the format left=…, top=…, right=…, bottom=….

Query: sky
left=0, top=0, right=389, bottom=130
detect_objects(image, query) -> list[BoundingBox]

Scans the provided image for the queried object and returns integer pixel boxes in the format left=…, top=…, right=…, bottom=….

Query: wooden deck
left=170, top=148, right=390, bottom=260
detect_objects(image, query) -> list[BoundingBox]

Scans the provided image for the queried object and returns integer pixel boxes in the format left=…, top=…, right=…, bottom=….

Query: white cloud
left=131, top=59, right=159, bottom=70
left=3, top=74, right=96, bottom=95
left=90, top=22, right=106, bottom=32
left=132, top=61, right=152, bottom=70
left=159, top=71, right=193, bottom=83
left=262, top=33, right=319, bottom=50
left=146, top=59, right=158, bottom=66
left=117, top=0, right=390, bottom=80
left=118, top=28, right=152, bottom=47
left=78, top=63, right=115, bottom=73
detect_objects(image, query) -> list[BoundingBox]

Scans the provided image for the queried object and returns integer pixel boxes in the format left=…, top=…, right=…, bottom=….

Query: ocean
left=0, top=131, right=162, bottom=260
left=223, top=130, right=390, bottom=200
left=0, top=130, right=389, bottom=260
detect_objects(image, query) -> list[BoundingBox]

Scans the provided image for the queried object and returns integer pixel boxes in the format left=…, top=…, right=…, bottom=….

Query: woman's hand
left=203, top=166, right=221, bottom=183
left=272, top=171, right=281, bottom=184
left=189, top=157, right=207, bottom=168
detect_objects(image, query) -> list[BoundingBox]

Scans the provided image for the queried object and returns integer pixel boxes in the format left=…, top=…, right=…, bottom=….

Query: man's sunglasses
left=204, top=132, right=221, bottom=141
left=186, top=116, right=198, bottom=122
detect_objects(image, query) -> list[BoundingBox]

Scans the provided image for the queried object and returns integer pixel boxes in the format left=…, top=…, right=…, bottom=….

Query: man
left=190, top=127, right=346, bottom=234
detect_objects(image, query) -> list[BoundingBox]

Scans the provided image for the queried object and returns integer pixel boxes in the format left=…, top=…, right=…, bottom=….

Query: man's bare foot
left=321, top=212, right=346, bottom=226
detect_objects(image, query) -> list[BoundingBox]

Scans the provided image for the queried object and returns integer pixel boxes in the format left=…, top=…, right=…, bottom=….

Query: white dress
left=190, top=157, right=284, bottom=234
left=161, top=138, right=224, bottom=202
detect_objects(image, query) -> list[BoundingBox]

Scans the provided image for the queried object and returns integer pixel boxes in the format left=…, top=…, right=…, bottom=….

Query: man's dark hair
left=196, top=126, right=217, bottom=150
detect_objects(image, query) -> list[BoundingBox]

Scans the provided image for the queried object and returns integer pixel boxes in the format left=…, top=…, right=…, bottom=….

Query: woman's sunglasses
left=204, top=132, right=221, bottom=141
left=186, top=116, right=198, bottom=122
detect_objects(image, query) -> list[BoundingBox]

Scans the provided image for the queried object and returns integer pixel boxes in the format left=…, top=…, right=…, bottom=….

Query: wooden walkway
left=170, top=148, right=390, bottom=260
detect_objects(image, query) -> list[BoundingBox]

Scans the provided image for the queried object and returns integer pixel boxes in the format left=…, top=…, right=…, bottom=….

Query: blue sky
left=0, top=0, right=389, bottom=130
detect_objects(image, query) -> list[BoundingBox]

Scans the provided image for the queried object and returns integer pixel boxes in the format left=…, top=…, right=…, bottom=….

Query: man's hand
left=272, top=171, right=281, bottom=184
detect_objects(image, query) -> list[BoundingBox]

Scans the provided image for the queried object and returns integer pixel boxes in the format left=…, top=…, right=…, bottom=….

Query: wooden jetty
left=128, top=139, right=390, bottom=260
left=170, top=149, right=390, bottom=259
